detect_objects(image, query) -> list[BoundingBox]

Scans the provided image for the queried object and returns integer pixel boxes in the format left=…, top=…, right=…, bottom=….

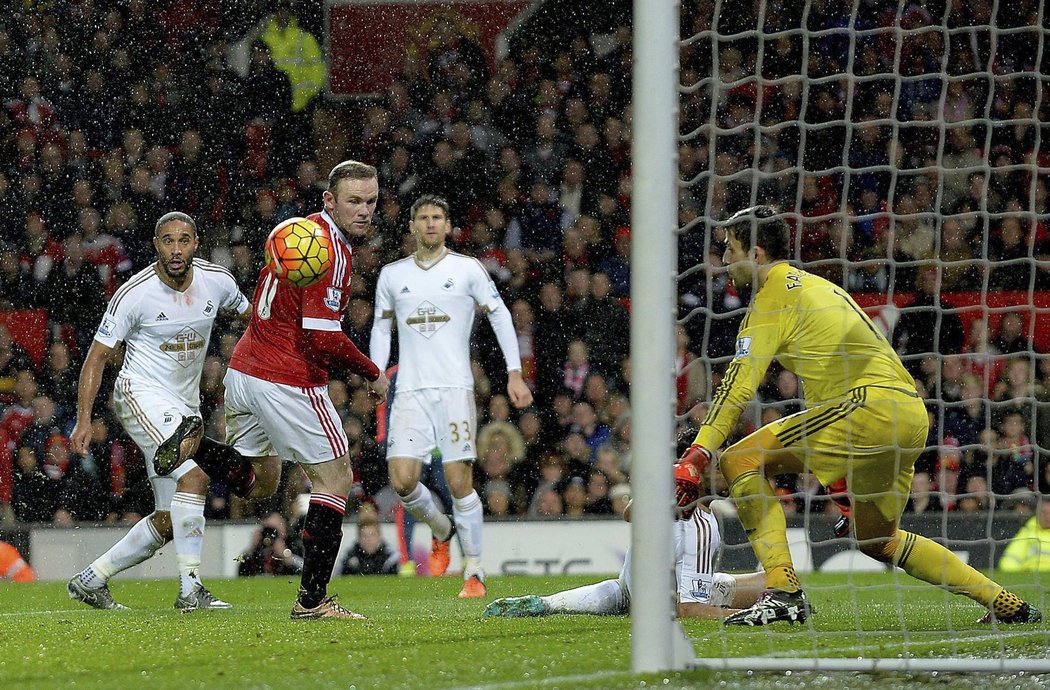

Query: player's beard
left=161, top=255, right=193, bottom=283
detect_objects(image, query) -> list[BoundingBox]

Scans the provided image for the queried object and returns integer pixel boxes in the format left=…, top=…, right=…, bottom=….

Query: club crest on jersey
left=442, top=278, right=454, bottom=291
left=98, top=316, right=116, bottom=338
left=204, top=299, right=215, bottom=316
left=324, top=288, right=342, bottom=312
left=405, top=300, right=451, bottom=338
left=734, top=337, right=752, bottom=358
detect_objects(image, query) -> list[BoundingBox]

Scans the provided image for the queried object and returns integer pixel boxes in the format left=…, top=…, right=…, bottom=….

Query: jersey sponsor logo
left=734, top=336, right=752, bottom=358
left=156, top=312, right=168, bottom=321
left=160, top=326, right=206, bottom=367
left=98, top=315, right=116, bottom=338
left=405, top=300, right=451, bottom=338
left=324, top=287, right=342, bottom=312
left=204, top=299, right=215, bottom=316
left=442, top=278, right=454, bottom=291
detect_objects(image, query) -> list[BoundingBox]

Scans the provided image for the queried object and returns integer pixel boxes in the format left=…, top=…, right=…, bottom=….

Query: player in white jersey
left=370, top=195, right=534, bottom=598
left=485, top=481, right=765, bottom=619
left=67, top=212, right=268, bottom=612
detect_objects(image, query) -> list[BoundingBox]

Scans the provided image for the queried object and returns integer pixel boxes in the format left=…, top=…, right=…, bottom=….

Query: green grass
left=2, top=572, right=1050, bottom=689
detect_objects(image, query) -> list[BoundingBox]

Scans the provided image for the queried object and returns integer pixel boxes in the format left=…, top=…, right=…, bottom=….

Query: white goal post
left=631, top=0, right=1050, bottom=675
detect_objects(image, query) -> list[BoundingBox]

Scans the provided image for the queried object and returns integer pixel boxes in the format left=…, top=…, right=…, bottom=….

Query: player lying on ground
left=484, top=464, right=765, bottom=620
left=676, top=205, right=1040, bottom=626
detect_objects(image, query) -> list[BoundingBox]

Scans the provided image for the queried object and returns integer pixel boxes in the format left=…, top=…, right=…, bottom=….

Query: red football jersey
left=230, top=211, right=355, bottom=387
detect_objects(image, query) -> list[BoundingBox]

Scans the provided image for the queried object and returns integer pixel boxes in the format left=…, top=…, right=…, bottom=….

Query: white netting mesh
left=676, top=0, right=1050, bottom=672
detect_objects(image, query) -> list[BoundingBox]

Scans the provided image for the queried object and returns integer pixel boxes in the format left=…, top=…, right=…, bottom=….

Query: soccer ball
left=264, top=217, right=333, bottom=288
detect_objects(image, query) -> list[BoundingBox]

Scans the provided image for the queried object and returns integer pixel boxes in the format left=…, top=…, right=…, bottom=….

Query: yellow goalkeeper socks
left=991, top=589, right=1026, bottom=619
left=728, top=470, right=799, bottom=593
left=892, top=530, right=1000, bottom=605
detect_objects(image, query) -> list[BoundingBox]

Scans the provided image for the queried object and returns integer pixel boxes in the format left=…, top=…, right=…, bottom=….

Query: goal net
left=649, top=0, right=1050, bottom=674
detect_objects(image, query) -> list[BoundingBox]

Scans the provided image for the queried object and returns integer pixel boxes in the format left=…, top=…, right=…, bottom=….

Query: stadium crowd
left=1, top=0, right=1049, bottom=528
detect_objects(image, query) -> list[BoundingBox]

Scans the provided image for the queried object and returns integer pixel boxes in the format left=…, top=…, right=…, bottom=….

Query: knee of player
left=176, top=466, right=210, bottom=495
left=388, top=460, right=421, bottom=495
left=857, top=534, right=898, bottom=563
left=719, top=445, right=761, bottom=482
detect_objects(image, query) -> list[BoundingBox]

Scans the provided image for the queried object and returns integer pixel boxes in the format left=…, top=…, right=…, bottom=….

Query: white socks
left=170, top=492, right=207, bottom=597
left=80, top=515, right=167, bottom=587
left=544, top=579, right=627, bottom=615
left=401, top=482, right=453, bottom=541
left=453, top=490, right=484, bottom=579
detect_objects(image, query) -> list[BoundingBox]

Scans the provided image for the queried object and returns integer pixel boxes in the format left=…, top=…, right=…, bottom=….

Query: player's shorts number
left=449, top=420, right=471, bottom=443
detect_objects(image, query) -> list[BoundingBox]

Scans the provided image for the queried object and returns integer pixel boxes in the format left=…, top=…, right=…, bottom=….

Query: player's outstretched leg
left=67, top=512, right=170, bottom=610
left=194, top=436, right=257, bottom=499
left=484, top=595, right=547, bottom=618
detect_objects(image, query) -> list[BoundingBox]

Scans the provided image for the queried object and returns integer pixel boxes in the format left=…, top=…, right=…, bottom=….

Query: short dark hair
left=327, top=160, right=378, bottom=192
left=725, top=205, right=791, bottom=260
left=410, top=194, right=450, bottom=220
left=155, top=211, right=197, bottom=237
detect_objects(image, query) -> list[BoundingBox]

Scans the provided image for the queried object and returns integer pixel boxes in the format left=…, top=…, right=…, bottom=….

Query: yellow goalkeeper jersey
left=695, top=262, right=917, bottom=450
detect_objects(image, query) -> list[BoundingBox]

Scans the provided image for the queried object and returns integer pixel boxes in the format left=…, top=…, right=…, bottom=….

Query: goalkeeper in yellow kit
left=675, top=205, right=1041, bottom=626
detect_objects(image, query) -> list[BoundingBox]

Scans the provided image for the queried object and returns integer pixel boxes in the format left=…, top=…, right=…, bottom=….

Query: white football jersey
left=94, top=260, right=250, bottom=407
left=374, top=252, right=505, bottom=391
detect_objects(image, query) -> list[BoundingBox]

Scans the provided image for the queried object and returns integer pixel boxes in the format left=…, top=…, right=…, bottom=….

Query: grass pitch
left=2, top=572, right=1049, bottom=689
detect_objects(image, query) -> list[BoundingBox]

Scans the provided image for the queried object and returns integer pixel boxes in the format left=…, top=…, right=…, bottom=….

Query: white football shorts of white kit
left=222, top=368, right=348, bottom=465
left=112, top=376, right=199, bottom=511
left=619, top=508, right=730, bottom=606
left=386, top=387, right=477, bottom=463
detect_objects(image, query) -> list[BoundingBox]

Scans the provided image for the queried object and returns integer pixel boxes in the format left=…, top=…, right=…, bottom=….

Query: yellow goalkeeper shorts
left=764, top=385, right=928, bottom=522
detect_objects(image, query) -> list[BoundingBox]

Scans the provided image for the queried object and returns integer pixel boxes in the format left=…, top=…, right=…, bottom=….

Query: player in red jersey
left=224, top=160, right=390, bottom=620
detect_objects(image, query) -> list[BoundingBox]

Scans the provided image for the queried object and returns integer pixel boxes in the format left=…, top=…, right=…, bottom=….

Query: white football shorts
left=112, top=375, right=198, bottom=511
left=618, top=508, right=724, bottom=605
left=223, top=368, right=348, bottom=465
left=386, top=387, right=477, bottom=463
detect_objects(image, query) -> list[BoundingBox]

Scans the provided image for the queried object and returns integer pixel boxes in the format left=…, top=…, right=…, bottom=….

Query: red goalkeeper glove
left=673, top=444, right=711, bottom=518
left=673, top=461, right=700, bottom=517
left=678, top=444, right=711, bottom=474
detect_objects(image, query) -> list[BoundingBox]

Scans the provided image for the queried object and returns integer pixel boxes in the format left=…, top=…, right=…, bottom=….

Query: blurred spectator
left=256, top=1, right=325, bottom=115
left=999, top=497, right=1050, bottom=572
left=238, top=512, right=303, bottom=576
left=904, top=471, right=944, bottom=514
left=339, top=519, right=399, bottom=576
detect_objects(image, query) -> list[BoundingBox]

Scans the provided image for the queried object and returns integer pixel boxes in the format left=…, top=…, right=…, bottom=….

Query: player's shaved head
left=155, top=211, right=197, bottom=237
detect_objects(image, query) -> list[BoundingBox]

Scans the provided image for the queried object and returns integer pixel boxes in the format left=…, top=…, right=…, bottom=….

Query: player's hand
left=678, top=443, right=711, bottom=475
left=70, top=419, right=92, bottom=456
left=674, top=461, right=700, bottom=518
left=369, top=371, right=390, bottom=399
left=506, top=371, right=533, bottom=409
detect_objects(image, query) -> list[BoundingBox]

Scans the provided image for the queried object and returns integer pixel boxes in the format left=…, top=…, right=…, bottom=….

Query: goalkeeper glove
left=673, top=461, right=701, bottom=518
left=673, top=445, right=710, bottom=518
left=678, top=443, right=711, bottom=475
